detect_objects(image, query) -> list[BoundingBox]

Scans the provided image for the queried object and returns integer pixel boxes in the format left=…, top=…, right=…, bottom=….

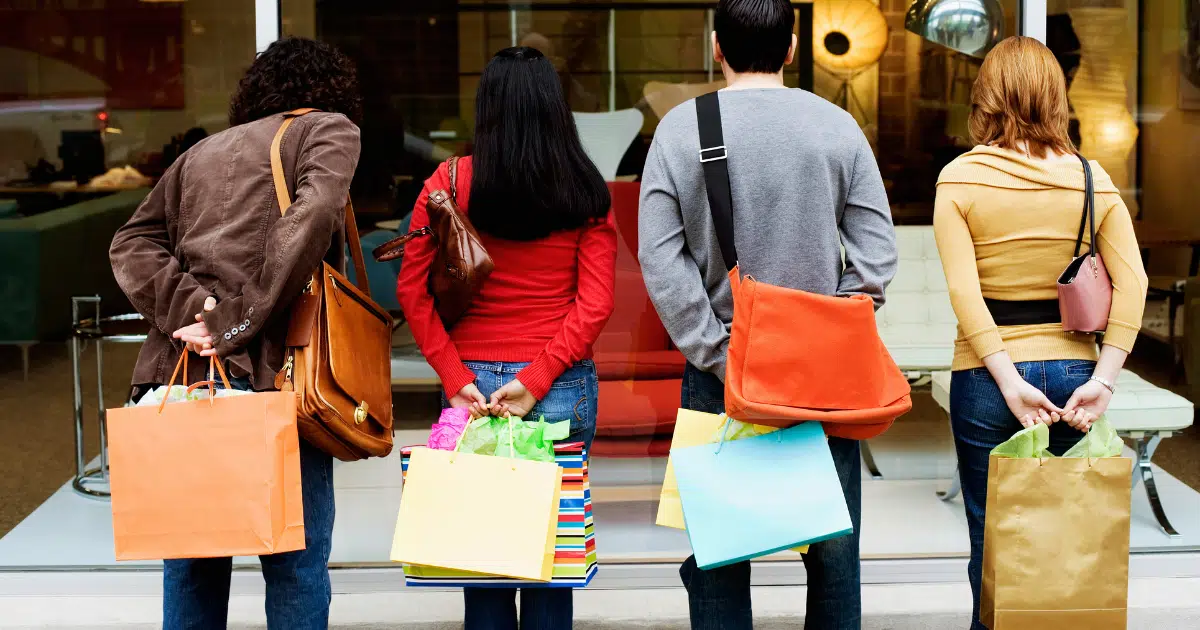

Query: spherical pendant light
left=905, top=0, right=1004, bottom=59
left=813, top=0, right=890, bottom=73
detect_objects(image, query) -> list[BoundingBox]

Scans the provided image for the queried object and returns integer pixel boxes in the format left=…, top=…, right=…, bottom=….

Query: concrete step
left=4, top=577, right=1200, bottom=629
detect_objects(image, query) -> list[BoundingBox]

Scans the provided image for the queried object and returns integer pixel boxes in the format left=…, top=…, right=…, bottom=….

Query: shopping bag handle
left=714, top=416, right=734, bottom=455
left=450, top=414, right=518, bottom=470
left=712, top=415, right=782, bottom=455
left=1039, top=423, right=1102, bottom=467
left=157, top=352, right=233, bottom=414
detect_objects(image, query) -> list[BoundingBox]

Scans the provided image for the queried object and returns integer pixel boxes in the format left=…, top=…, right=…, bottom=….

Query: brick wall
left=877, top=0, right=911, bottom=177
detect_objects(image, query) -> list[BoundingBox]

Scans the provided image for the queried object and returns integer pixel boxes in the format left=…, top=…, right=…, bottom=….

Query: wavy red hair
left=969, top=36, right=1075, bottom=158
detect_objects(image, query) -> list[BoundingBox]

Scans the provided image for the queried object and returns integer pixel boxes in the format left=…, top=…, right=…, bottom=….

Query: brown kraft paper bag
left=981, top=455, right=1133, bottom=629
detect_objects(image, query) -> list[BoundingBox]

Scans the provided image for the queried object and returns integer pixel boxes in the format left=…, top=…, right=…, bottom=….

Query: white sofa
left=876, top=226, right=957, bottom=374
left=858, top=227, right=958, bottom=477
left=880, top=226, right=1193, bottom=536
left=572, top=109, right=644, bottom=181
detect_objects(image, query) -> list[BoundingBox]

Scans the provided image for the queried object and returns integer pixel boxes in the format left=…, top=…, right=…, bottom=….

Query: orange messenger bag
left=696, top=92, right=911, bottom=440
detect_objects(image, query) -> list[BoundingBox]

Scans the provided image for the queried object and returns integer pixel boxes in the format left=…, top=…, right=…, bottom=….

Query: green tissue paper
left=457, top=415, right=571, bottom=462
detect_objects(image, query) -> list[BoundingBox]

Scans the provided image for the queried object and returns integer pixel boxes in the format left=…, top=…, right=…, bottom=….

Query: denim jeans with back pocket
left=443, top=360, right=599, bottom=630
left=950, top=360, right=1092, bottom=630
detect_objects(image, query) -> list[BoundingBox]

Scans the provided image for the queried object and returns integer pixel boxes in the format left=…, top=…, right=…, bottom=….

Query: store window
left=275, top=0, right=1033, bottom=568
left=0, top=0, right=256, bottom=563
left=2, top=0, right=1196, bottom=599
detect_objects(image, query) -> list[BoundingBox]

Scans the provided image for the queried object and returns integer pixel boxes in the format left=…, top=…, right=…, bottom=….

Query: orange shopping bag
left=107, top=354, right=305, bottom=561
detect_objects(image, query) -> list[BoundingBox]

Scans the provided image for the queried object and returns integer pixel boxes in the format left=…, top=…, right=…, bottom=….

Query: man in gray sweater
left=638, top=1, right=897, bottom=627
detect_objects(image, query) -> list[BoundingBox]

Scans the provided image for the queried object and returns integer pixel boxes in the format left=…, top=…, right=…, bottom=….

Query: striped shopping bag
left=399, top=441, right=598, bottom=588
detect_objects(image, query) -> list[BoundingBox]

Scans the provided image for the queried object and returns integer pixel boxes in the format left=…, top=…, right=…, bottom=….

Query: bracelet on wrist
left=1089, top=375, right=1116, bottom=393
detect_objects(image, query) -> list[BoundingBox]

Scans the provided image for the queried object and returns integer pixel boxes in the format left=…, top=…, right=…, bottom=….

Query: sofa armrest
left=595, top=350, right=686, bottom=380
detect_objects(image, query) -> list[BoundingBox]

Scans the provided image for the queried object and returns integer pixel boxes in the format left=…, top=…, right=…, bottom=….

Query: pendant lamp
left=813, top=0, right=890, bottom=126
left=905, top=0, right=1004, bottom=59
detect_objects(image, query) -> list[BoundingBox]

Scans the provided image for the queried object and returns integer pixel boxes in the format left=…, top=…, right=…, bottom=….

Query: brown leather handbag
left=373, top=156, right=493, bottom=325
left=271, top=109, right=394, bottom=461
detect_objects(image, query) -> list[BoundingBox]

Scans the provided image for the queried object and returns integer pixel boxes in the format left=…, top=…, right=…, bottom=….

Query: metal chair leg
left=861, top=440, right=883, bottom=479
left=1168, top=290, right=1186, bottom=384
left=71, top=296, right=110, bottom=500
left=20, top=343, right=32, bottom=381
left=937, top=467, right=961, bottom=501
left=1132, top=434, right=1182, bottom=538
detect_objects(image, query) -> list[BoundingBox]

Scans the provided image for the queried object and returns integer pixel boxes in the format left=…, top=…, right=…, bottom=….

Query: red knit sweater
left=395, top=157, right=617, bottom=399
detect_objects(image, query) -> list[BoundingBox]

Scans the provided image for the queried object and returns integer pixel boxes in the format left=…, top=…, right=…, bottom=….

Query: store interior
left=2, top=0, right=1200, bottom=590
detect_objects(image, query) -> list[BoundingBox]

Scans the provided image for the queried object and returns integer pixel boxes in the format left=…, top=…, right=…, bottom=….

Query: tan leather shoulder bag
left=271, top=109, right=394, bottom=461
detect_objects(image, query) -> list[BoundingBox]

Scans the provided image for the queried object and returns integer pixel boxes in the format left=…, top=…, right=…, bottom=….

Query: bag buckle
left=699, top=145, right=727, bottom=163
left=354, top=401, right=369, bottom=425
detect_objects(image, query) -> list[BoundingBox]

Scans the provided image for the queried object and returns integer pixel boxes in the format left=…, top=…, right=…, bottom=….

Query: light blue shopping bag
left=672, top=420, right=853, bottom=570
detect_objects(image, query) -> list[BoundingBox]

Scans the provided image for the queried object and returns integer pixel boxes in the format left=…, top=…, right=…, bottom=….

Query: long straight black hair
left=469, top=47, right=610, bottom=241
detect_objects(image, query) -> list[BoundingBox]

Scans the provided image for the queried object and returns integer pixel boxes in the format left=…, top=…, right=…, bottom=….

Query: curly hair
left=228, top=37, right=363, bottom=127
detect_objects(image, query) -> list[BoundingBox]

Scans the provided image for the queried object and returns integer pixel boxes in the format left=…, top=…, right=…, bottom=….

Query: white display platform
left=2, top=430, right=1198, bottom=570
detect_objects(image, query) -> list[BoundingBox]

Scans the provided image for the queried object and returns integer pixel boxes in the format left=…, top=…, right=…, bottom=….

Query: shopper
left=109, top=37, right=362, bottom=630
left=639, top=0, right=897, bottom=627
left=933, top=36, right=1147, bottom=630
left=395, top=46, right=616, bottom=630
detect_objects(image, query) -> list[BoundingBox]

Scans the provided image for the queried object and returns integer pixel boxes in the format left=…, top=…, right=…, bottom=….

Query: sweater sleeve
left=1095, top=193, right=1148, bottom=351
left=516, top=213, right=618, bottom=399
left=933, top=183, right=1006, bottom=359
left=638, top=137, right=732, bottom=381
left=395, top=162, right=477, bottom=398
left=837, top=132, right=898, bottom=307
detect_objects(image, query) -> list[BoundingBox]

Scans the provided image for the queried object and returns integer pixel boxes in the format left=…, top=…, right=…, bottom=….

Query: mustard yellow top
left=933, top=146, right=1149, bottom=371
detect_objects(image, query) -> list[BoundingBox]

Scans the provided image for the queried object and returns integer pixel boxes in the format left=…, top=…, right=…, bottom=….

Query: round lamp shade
left=813, top=0, right=890, bottom=73
left=905, top=0, right=1004, bottom=59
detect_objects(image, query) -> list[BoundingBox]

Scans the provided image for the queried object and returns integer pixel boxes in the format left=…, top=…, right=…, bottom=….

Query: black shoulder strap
left=1074, top=153, right=1096, bottom=258
left=696, top=92, right=738, bottom=270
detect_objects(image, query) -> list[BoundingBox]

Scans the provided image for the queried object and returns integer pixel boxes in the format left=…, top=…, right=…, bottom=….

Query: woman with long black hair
left=396, top=47, right=616, bottom=629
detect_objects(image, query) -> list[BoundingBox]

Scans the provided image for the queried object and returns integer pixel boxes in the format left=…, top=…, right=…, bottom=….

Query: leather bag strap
left=269, top=108, right=370, bottom=296
left=696, top=92, right=738, bottom=271
left=1073, top=153, right=1097, bottom=259
left=449, top=155, right=459, bottom=201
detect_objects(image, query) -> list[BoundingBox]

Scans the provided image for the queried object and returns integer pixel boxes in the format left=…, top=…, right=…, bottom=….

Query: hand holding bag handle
left=157, top=353, right=234, bottom=414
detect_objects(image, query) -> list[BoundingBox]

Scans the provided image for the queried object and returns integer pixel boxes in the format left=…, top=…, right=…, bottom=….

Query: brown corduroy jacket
left=110, top=111, right=361, bottom=390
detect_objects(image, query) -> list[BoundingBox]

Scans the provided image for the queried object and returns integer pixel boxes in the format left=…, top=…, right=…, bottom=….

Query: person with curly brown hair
left=109, top=37, right=362, bottom=630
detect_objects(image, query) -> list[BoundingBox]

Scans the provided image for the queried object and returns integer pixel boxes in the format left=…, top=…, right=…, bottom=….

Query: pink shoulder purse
left=1057, top=154, right=1112, bottom=333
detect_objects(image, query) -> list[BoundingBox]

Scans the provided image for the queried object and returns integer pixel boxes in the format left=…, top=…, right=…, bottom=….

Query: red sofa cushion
left=596, top=378, right=680, bottom=436
left=589, top=435, right=671, bottom=458
left=593, top=182, right=684, bottom=446
left=595, top=350, right=685, bottom=381
left=595, top=269, right=671, bottom=355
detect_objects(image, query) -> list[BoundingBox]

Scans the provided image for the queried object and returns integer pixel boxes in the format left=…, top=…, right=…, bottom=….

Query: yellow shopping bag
left=390, top=434, right=562, bottom=581
left=657, top=408, right=808, bottom=554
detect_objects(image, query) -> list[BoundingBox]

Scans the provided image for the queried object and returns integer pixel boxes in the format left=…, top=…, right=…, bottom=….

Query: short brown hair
left=968, top=36, right=1075, bottom=158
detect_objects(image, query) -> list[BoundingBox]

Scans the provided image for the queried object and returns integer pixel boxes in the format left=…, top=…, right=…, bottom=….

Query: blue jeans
left=950, top=360, right=1092, bottom=630
left=678, top=364, right=863, bottom=630
left=157, top=377, right=336, bottom=630
left=450, top=360, right=599, bottom=630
